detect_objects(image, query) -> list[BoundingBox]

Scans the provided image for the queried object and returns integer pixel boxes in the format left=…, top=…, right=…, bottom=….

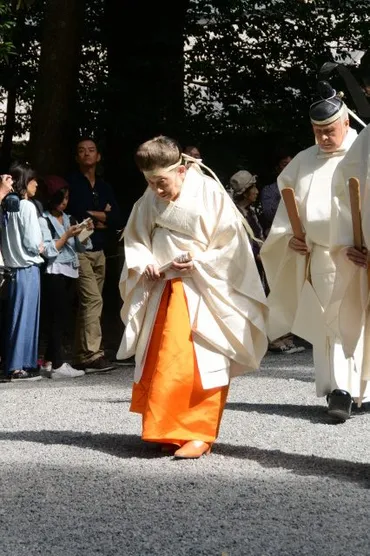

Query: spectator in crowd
left=67, top=137, right=123, bottom=372
left=38, top=176, right=92, bottom=380
left=229, top=171, right=265, bottom=281
left=0, top=164, right=44, bottom=381
left=183, top=145, right=201, bottom=160
left=260, top=150, right=293, bottom=235
left=230, top=170, right=304, bottom=355
left=0, top=174, right=16, bottom=370
left=183, top=145, right=203, bottom=173
left=0, top=174, right=15, bottom=269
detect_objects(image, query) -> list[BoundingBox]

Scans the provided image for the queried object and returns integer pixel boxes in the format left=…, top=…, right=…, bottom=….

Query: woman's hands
left=144, top=264, right=162, bottom=280
left=65, top=224, right=82, bottom=239
left=143, top=256, right=194, bottom=280
left=171, top=259, right=194, bottom=271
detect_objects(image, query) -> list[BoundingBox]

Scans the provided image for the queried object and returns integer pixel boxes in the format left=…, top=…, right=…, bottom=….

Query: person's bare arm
left=54, top=225, right=81, bottom=251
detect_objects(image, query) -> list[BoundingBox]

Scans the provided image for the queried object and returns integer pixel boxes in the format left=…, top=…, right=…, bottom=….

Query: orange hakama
left=130, top=278, right=228, bottom=446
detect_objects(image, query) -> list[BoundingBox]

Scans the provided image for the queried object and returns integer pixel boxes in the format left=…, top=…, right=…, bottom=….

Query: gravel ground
left=0, top=347, right=369, bottom=556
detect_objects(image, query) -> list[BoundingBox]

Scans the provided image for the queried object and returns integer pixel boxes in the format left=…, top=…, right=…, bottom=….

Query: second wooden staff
left=281, top=187, right=305, bottom=240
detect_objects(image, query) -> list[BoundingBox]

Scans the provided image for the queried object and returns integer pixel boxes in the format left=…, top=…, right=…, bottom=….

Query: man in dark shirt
left=67, top=138, right=122, bottom=371
left=259, top=151, right=292, bottom=235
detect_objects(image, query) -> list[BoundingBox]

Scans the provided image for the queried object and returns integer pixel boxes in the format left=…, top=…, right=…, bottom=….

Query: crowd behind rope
left=0, top=138, right=303, bottom=383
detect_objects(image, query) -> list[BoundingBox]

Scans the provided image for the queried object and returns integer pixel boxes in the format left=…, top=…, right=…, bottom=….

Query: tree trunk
left=29, top=0, right=85, bottom=175
left=0, top=82, right=17, bottom=172
left=104, top=0, right=189, bottom=220
left=0, top=6, right=25, bottom=172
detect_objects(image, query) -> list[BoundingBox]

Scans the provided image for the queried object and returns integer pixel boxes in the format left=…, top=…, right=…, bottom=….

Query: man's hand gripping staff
left=347, top=177, right=368, bottom=269
left=281, top=188, right=309, bottom=256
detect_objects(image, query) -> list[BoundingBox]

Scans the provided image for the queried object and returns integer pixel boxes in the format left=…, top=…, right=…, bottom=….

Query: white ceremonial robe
left=117, top=167, right=268, bottom=389
left=260, top=128, right=362, bottom=397
left=328, top=124, right=370, bottom=393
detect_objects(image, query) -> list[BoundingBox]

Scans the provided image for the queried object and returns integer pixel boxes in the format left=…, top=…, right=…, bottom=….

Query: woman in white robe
left=117, top=136, right=267, bottom=458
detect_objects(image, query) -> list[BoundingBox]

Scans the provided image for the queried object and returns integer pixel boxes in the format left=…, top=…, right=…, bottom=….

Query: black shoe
left=115, top=355, right=135, bottom=366
left=351, top=400, right=370, bottom=414
left=77, top=357, right=116, bottom=374
left=10, top=369, right=42, bottom=382
left=327, top=389, right=352, bottom=422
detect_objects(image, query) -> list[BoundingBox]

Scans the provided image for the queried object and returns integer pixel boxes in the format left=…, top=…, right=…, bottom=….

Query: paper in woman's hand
left=158, top=251, right=193, bottom=273
left=77, top=218, right=94, bottom=243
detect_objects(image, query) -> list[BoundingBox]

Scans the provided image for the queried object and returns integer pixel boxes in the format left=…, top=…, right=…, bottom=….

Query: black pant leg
left=43, top=274, right=73, bottom=368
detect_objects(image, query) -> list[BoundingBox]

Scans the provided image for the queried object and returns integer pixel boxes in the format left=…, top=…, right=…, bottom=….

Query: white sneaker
left=284, top=343, right=306, bottom=354
left=40, top=361, right=52, bottom=378
left=51, top=362, right=85, bottom=380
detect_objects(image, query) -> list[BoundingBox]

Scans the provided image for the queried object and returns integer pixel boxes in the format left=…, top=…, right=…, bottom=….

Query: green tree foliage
left=1, top=0, right=369, bottom=181
left=0, top=1, right=16, bottom=63
left=0, top=0, right=37, bottom=63
left=0, top=0, right=106, bottom=143
left=0, top=0, right=43, bottom=169
left=184, top=0, right=370, bottom=177
left=77, top=0, right=108, bottom=138
left=0, top=0, right=44, bottom=135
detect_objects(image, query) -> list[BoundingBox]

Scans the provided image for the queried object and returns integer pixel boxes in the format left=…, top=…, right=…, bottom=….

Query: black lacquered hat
left=309, top=81, right=346, bottom=125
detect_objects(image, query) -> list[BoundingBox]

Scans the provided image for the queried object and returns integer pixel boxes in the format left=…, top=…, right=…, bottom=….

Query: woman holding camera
left=0, top=164, right=44, bottom=381
left=39, top=176, right=92, bottom=379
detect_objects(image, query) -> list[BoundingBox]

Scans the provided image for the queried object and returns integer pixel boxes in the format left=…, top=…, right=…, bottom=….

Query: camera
left=1, top=192, right=20, bottom=213
left=0, top=174, right=19, bottom=213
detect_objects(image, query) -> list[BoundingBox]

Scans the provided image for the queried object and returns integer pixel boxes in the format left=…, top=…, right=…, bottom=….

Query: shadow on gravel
left=226, top=402, right=370, bottom=423
left=215, top=442, right=370, bottom=489
left=81, top=398, right=132, bottom=404
left=1, top=459, right=369, bottom=556
left=226, top=402, right=327, bottom=423
left=0, top=430, right=157, bottom=459
left=0, top=429, right=369, bottom=488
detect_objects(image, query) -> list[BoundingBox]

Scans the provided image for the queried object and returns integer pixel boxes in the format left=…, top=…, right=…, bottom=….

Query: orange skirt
left=130, top=278, right=228, bottom=445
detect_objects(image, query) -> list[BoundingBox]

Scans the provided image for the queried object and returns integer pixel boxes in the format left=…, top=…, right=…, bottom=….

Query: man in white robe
left=327, top=123, right=370, bottom=406
left=260, top=89, right=361, bottom=421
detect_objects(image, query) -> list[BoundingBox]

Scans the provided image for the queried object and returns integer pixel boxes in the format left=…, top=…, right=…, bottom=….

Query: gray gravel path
left=0, top=348, right=369, bottom=556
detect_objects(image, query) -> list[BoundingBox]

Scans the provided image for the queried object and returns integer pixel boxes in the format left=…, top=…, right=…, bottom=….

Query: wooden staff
left=348, top=177, right=369, bottom=407
left=281, top=187, right=310, bottom=281
left=348, top=177, right=363, bottom=250
left=281, top=188, right=305, bottom=240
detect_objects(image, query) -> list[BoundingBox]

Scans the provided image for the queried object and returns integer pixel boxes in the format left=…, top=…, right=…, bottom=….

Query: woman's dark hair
left=47, top=187, right=69, bottom=211
left=10, top=163, right=37, bottom=199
